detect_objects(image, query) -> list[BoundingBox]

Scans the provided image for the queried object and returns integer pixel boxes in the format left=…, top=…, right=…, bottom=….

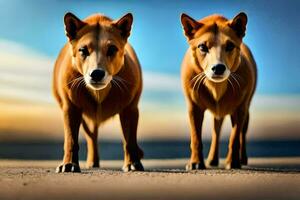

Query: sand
left=0, top=158, right=300, bottom=200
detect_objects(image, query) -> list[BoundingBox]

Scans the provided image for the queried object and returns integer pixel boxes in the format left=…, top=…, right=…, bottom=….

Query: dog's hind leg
left=207, top=117, right=224, bottom=167
left=82, top=119, right=99, bottom=168
left=240, top=111, right=249, bottom=165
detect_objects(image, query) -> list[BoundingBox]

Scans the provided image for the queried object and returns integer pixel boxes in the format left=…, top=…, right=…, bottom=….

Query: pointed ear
left=229, top=12, right=248, bottom=38
left=181, top=13, right=203, bottom=40
left=64, top=12, right=86, bottom=41
left=114, top=13, right=133, bottom=40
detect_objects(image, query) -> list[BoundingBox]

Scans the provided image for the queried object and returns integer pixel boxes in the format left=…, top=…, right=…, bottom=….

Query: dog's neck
left=88, top=84, right=111, bottom=103
left=204, top=80, right=228, bottom=102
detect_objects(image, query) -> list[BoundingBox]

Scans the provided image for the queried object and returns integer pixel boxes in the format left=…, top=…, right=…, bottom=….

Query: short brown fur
left=181, top=12, right=257, bottom=170
left=53, top=12, right=144, bottom=172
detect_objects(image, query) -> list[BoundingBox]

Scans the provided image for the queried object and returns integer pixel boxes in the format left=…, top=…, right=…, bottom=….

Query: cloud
left=252, top=94, right=300, bottom=112
left=0, top=39, right=53, bottom=103
left=0, top=39, right=51, bottom=72
left=143, top=71, right=181, bottom=92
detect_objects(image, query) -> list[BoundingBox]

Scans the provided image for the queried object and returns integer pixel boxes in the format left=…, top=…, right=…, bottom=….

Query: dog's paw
left=186, top=162, right=206, bottom=171
left=240, top=156, right=248, bottom=166
left=122, top=161, right=144, bottom=172
left=225, top=161, right=241, bottom=170
left=56, top=163, right=81, bottom=173
left=86, top=162, right=100, bottom=169
left=206, top=159, right=219, bottom=167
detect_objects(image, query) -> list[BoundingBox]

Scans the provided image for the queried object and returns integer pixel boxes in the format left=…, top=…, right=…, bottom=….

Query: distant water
left=0, top=140, right=299, bottom=160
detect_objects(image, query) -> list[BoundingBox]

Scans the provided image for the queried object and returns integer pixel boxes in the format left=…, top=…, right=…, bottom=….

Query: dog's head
left=181, top=12, right=247, bottom=83
left=64, top=12, right=133, bottom=90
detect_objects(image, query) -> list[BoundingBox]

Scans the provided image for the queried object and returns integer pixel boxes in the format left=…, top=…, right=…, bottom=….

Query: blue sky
left=0, top=1, right=299, bottom=141
left=0, top=0, right=299, bottom=94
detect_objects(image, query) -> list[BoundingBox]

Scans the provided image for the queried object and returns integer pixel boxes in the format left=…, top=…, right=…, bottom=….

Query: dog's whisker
left=190, top=74, right=201, bottom=84
left=112, top=79, right=123, bottom=93
left=118, top=78, right=130, bottom=90
left=192, top=73, right=204, bottom=91
left=75, top=79, right=82, bottom=95
left=190, top=72, right=204, bottom=85
left=113, top=77, right=129, bottom=92
left=70, top=79, right=77, bottom=90
left=79, top=79, right=86, bottom=94
left=114, top=76, right=132, bottom=85
left=196, top=74, right=206, bottom=92
left=228, top=77, right=236, bottom=95
left=228, top=78, right=233, bottom=94
left=233, top=73, right=244, bottom=84
left=77, top=79, right=85, bottom=95
left=192, top=74, right=201, bottom=94
left=69, top=77, right=84, bottom=94
left=231, top=74, right=241, bottom=89
left=191, top=73, right=205, bottom=97
left=112, top=79, right=124, bottom=94
left=203, top=78, right=207, bottom=85
left=67, top=76, right=83, bottom=86
left=190, top=74, right=200, bottom=87
left=70, top=79, right=79, bottom=92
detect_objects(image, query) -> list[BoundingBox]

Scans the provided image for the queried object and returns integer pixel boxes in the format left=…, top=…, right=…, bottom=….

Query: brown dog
left=180, top=12, right=257, bottom=170
left=53, top=12, right=144, bottom=172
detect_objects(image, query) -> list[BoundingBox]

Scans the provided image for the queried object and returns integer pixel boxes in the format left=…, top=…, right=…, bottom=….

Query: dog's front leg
left=119, top=106, right=144, bottom=172
left=82, top=119, right=99, bottom=169
left=56, top=104, right=82, bottom=173
left=226, top=108, right=246, bottom=169
left=207, top=117, right=224, bottom=167
left=186, top=102, right=206, bottom=170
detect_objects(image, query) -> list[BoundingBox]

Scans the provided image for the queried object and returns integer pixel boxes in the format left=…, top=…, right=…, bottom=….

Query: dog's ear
left=114, top=13, right=133, bottom=40
left=64, top=12, right=86, bottom=41
left=181, top=13, right=203, bottom=40
left=229, top=12, right=247, bottom=38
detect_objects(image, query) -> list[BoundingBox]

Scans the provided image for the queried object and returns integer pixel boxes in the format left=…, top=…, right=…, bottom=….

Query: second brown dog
left=180, top=12, right=257, bottom=170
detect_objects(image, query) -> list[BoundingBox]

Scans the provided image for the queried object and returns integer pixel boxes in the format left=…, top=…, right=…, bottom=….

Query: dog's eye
left=198, top=44, right=209, bottom=53
left=79, top=46, right=89, bottom=58
left=107, top=45, right=118, bottom=57
left=225, top=42, right=235, bottom=52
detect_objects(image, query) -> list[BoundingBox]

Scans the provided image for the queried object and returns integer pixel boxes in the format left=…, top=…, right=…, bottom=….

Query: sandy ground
left=0, top=158, right=300, bottom=200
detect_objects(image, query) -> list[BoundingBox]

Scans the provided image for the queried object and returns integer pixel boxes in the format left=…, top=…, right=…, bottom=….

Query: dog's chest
left=81, top=87, right=133, bottom=122
left=208, top=100, right=235, bottom=118
left=195, top=86, right=243, bottom=117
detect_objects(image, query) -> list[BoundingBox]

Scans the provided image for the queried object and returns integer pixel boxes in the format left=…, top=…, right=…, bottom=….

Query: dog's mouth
left=84, top=75, right=112, bottom=91
left=89, top=82, right=108, bottom=90
left=206, top=74, right=228, bottom=83
left=211, top=75, right=225, bottom=79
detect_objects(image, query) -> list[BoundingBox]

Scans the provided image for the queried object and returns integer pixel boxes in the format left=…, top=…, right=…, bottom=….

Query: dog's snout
left=90, top=69, right=105, bottom=82
left=212, top=64, right=226, bottom=75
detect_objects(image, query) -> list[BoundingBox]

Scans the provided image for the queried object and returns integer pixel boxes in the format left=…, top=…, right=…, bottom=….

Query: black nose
left=90, top=69, right=105, bottom=82
left=212, top=64, right=226, bottom=75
